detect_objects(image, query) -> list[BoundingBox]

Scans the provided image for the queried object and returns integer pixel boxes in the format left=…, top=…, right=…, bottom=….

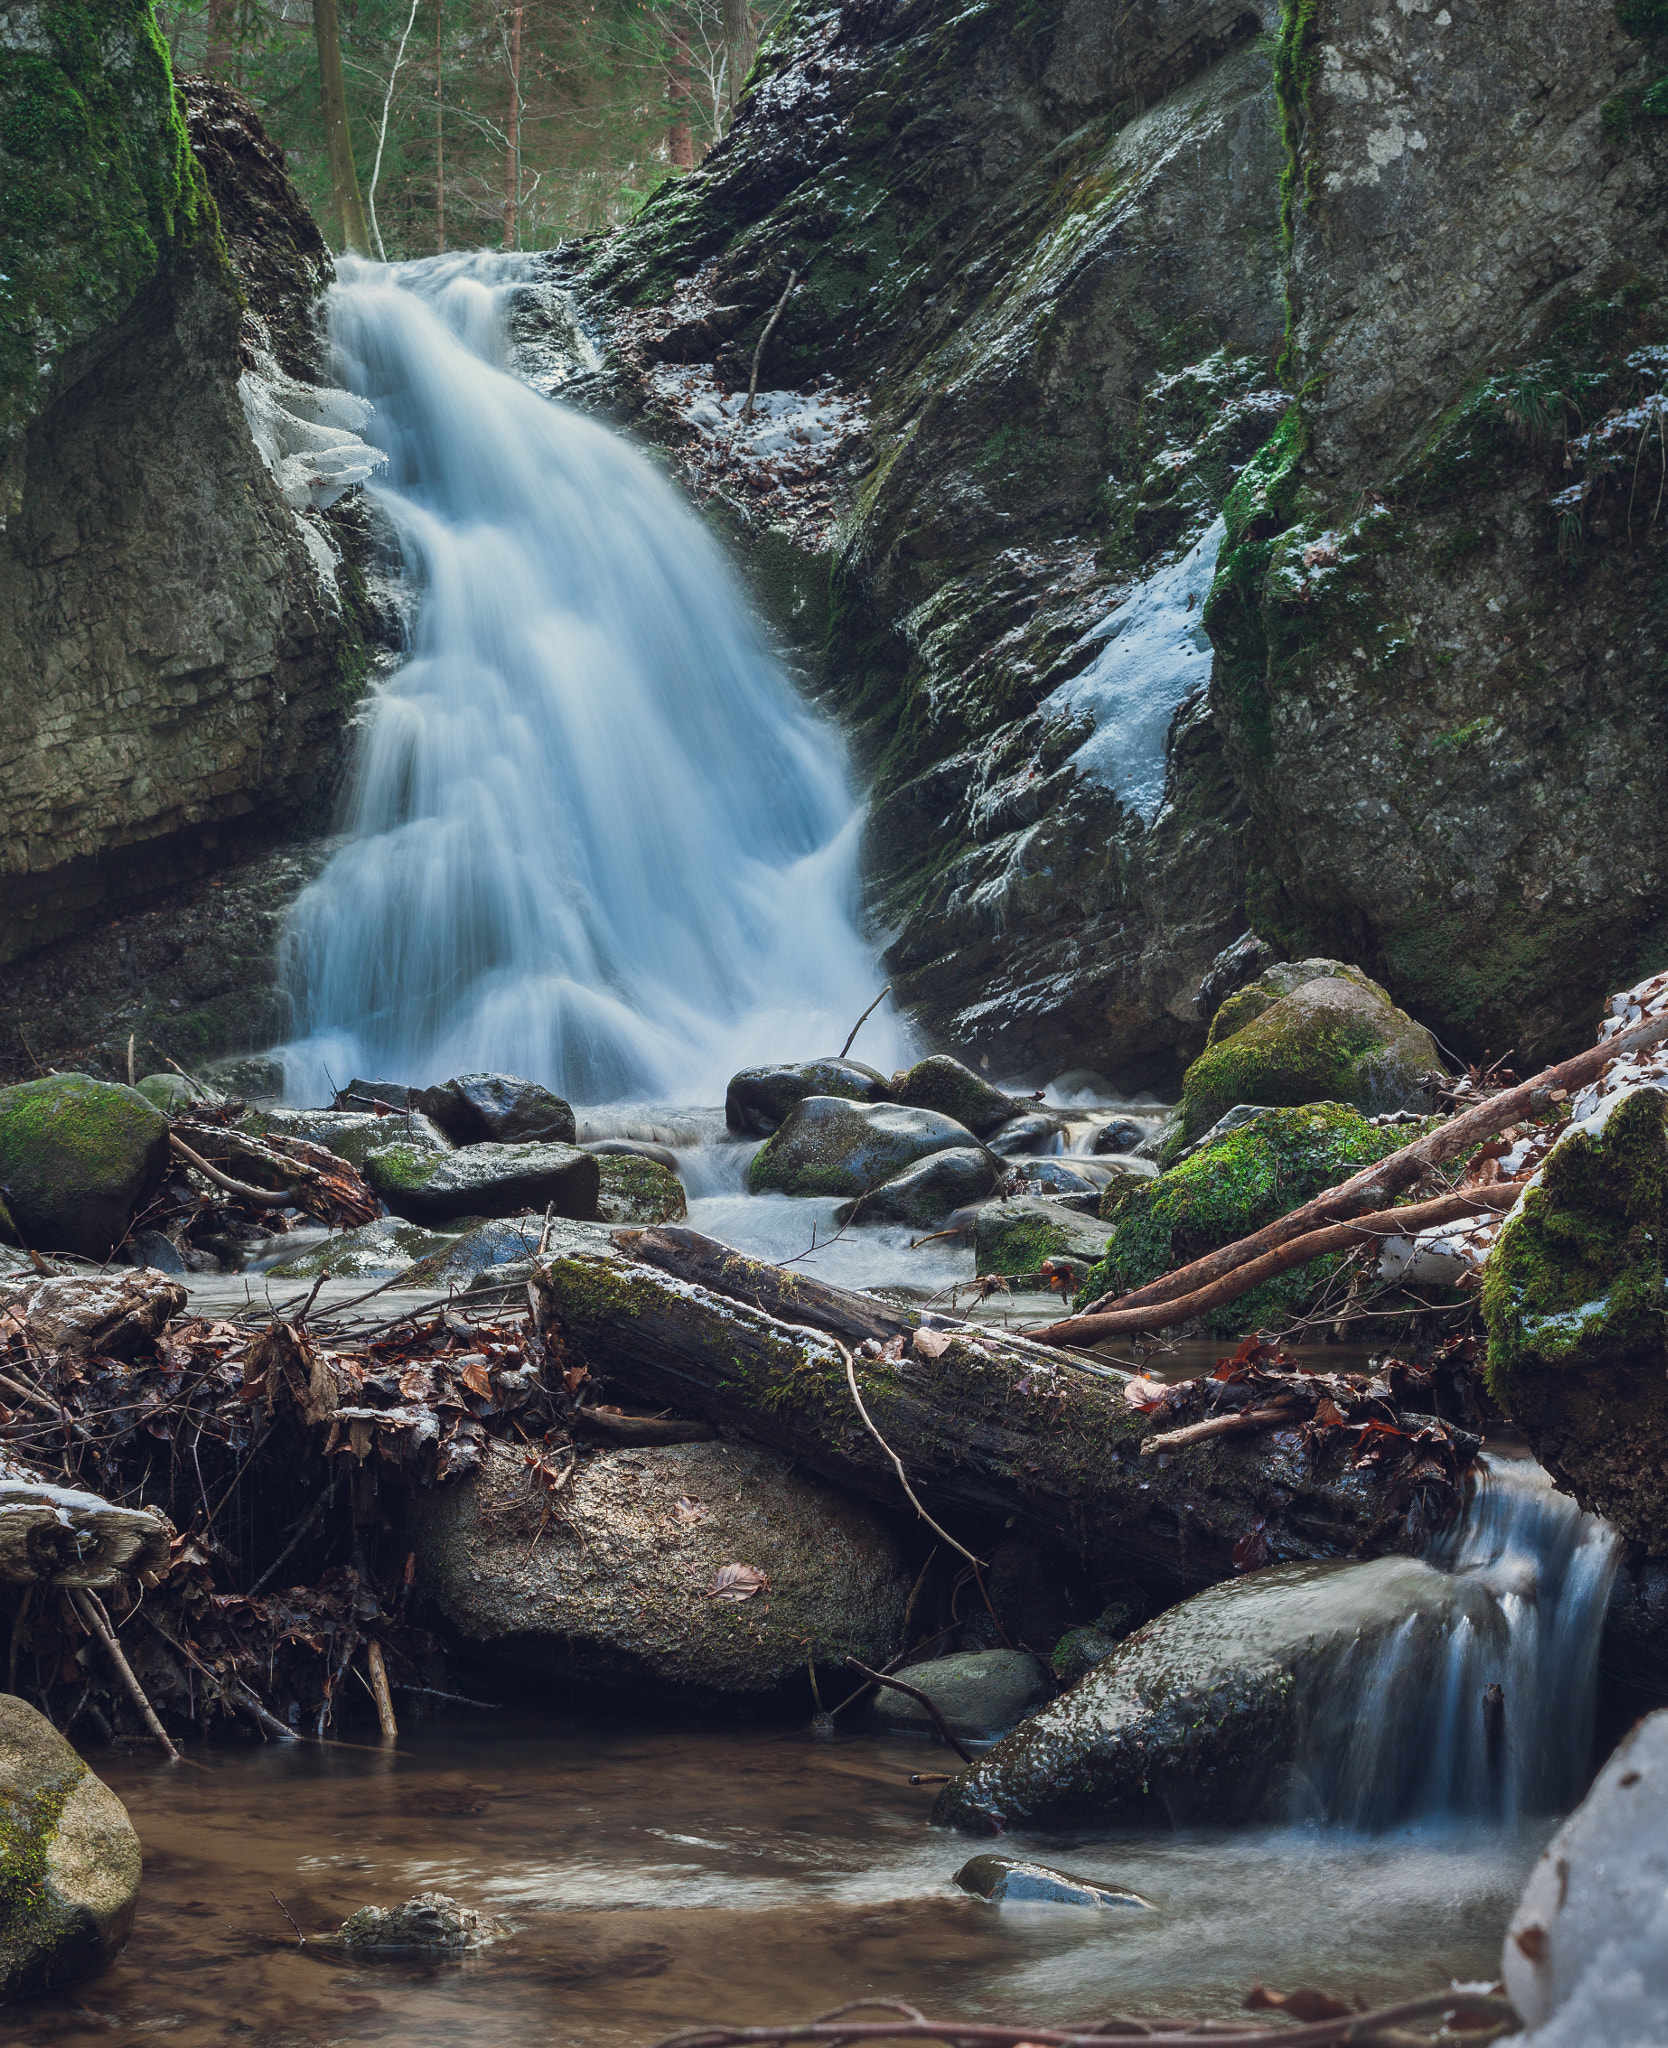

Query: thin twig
left=71, top=1587, right=180, bottom=1762
left=839, top=986, right=891, bottom=1062
left=270, top=1890, right=307, bottom=1947
left=741, top=267, right=799, bottom=422
left=842, top=1657, right=973, bottom=1764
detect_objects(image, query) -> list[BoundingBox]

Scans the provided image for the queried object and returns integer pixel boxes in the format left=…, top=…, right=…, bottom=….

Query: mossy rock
left=747, top=1097, right=979, bottom=1199
left=240, top=1107, right=453, bottom=1173
left=1, top=1693, right=141, bottom=2005
left=0, top=1191, right=17, bottom=1250
left=134, top=1072, right=221, bottom=1113
left=410, top=1073, right=576, bottom=1148
left=1177, top=965, right=1439, bottom=1145
left=267, top=1217, right=461, bottom=1280
left=725, top=1060, right=891, bottom=1137
left=0, top=1074, right=170, bottom=1259
left=974, top=1196, right=1114, bottom=1280
left=1481, top=1086, right=1668, bottom=1551
left=888, top=1056, right=1019, bottom=1138
left=1051, top=1600, right=1141, bottom=1686
left=1078, top=1104, right=1418, bottom=1332
left=594, top=1153, right=687, bottom=1225
left=364, top=1139, right=601, bottom=1227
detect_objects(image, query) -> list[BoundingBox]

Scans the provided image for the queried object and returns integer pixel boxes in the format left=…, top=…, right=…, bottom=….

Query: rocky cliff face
left=570, top=0, right=1668, bottom=1082
left=0, top=21, right=381, bottom=968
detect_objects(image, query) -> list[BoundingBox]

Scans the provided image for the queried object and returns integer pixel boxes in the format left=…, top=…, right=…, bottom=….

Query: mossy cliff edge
left=0, top=25, right=379, bottom=967
left=564, top=0, right=1668, bottom=1082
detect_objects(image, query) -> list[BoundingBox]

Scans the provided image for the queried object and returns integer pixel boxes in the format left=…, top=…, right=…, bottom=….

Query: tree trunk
left=205, top=0, right=234, bottom=78
left=532, top=1228, right=1466, bottom=1606
left=666, top=26, right=694, bottom=169
left=501, top=0, right=522, bottom=249
left=435, top=0, right=445, bottom=252
left=314, top=0, right=372, bottom=254
left=722, top=0, right=756, bottom=118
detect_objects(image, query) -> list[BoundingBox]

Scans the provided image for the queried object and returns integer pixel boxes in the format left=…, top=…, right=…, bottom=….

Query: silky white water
left=278, top=251, right=909, bottom=1105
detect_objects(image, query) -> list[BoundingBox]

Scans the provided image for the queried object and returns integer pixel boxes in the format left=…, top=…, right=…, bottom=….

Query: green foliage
left=1076, top=1104, right=1414, bottom=1333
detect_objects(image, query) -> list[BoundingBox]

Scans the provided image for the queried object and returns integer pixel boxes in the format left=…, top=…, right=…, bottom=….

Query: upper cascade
left=279, top=252, right=909, bottom=1104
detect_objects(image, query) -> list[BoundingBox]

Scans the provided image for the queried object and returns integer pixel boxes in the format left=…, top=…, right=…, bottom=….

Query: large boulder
left=594, top=1154, right=687, bottom=1225
left=931, top=1556, right=1503, bottom=1833
left=836, top=1147, right=1001, bottom=1228
left=1502, top=1708, right=1668, bottom=2046
left=410, top=1437, right=913, bottom=1707
left=974, top=1197, right=1114, bottom=1279
left=0, top=1076, right=171, bottom=1259
left=725, top=1060, right=891, bottom=1137
left=410, top=1073, right=576, bottom=1148
left=888, top=1057, right=1020, bottom=1138
left=870, top=1649, right=1047, bottom=1737
left=1176, top=963, right=1439, bottom=1144
left=0, top=1694, right=141, bottom=2004
left=240, top=1106, right=454, bottom=1172
left=1079, top=1103, right=1418, bottom=1331
left=364, top=1140, right=600, bottom=1227
left=1483, top=1085, right=1668, bottom=1553
left=747, top=1098, right=981, bottom=1199
left=402, top=1214, right=617, bottom=1292
left=133, top=1072, right=221, bottom=1113
left=267, top=1217, right=461, bottom=1280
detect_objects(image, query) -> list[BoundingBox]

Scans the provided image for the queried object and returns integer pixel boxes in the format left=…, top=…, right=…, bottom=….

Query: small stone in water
left=337, top=1892, right=509, bottom=1951
left=953, top=1855, right=1150, bottom=1910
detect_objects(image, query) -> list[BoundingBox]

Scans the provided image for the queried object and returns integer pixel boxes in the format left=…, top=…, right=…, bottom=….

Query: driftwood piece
left=0, top=1475, right=173, bottom=1587
left=529, top=1233, right=1439, bottom=1601
left=1061, top=1005, right=1668, bottom=1331
left=2, top=1272, right=189, bottom=1359
left=569, top=1408, right=719, bottom=1447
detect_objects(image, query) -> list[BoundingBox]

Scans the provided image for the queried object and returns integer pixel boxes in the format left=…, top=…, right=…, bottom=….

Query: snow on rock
left=1501, top=1707, right=1668, bottom=2045
left=1038, top=517, right=1224, bottom=824
left=239, top=350, right=386, bottom=589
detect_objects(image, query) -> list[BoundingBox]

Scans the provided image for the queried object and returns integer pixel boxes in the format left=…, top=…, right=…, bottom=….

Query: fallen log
left=529, top=1231, right=1471, bottom=1602
left=1051, top=1007, right=1668, bottom=1334
left=1025, top=1181, right=1528, bottom=1345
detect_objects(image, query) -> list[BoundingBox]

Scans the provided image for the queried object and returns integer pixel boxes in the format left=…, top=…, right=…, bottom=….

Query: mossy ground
left=1078, top=1105, right=1416, bottom=1332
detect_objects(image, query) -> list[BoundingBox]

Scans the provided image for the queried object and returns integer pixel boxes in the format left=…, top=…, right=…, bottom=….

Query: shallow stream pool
left=17, top=1712, right=1544, bottom=2047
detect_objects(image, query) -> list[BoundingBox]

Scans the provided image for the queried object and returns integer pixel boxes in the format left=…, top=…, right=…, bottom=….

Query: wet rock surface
left=410, top=1073, right=577, bottom=1148
left=336, top=1893, right=509, bottom=1953
left=594, top=1153, right=688, bottom=1225
left=0, top=1076, right=171, bottom=1261
left=747, top=1098, right=983, bottom=1200
left=888, top=1058, right=1021, bottom=1139
left=725, top=1060, right=891, bottom=1136
left=954, top=1855, right=1151, bottom=1911
left=973, top=1198, right=1114, bottom=1279
left=0, top=1695, right=142, bottom=2005
left=365, top=1140, right=601, bottom=1227
left=870, top=1649, right=1047, bottom=1738
left=836, top=1147, right=1000, bottom=1229
left=410, top=1437, right=913, bottom=1707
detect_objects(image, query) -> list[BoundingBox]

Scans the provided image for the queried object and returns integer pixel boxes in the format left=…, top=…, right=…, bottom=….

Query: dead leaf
left=1314, top=1398, right=1346, bottom=1428
left=1232, top=1520, right=1273, bottom=1573
left=912, top=1327, right=952, bottom=1360
left=563, top=1365, right=590, bottom=1394
left=706, top=1562, right=769, bottom=1602
left=674, top=1496, right=705, bottom=1523
left=459, top=1359, right=493, bottom=1400
left=1124, top=1376, right=1171, bottom=1412
left=1245, top=1986, right=1356, bottom=2022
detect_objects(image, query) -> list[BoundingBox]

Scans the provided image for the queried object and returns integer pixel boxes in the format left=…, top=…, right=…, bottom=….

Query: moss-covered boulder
left=725, top=1060, right=891, bottom=1137
left=0, top=1075, right=170, bottom=1259
left=133, top=1072, right=220, bottom=1113
left=409, top=1437, right=912, bottom=1707
left=974, top=1196, right=1114, bottom=1279
left=364, top=1139, right=600, bottom=1227
left=888, top=1056, right=1019, bottom=1138
left=747, top=1097, right=979, bottom=1198
left=267, top=1217, right=461, bottom=1280
left=0, top=1192, right=16, bottom=1250
left=1051, top=1600, right=1141, bottom=1686
left=410, top=1073, right=575, bottom=1147
left=239, top=1107, right=453, bottom=1173
left=835, top=1146, right=1000, bottom=1228
left=595, top=1153, right=687, bottom=1225
left=1176, top=965, right=1439, bottom=1145
left=401, top=1215, right=616, bottom=1293
left=1079, top=1104, right=1417, bottom=1332
left=932, top=1556, right=1504, bottom=1833
left=1482, top=1086, right=1668, bottom=1552
left=1, top=1693, right=141, bottom=2005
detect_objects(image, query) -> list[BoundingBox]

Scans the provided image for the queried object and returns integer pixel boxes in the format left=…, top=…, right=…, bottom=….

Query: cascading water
left=278, top=252, right=910, bottom=1105
left=1298, top=1455, right=1618, bottom=1830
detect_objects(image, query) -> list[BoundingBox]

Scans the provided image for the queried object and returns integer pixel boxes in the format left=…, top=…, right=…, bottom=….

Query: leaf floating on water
left=1244, top=1984, right=1358, bottom=2022
left=706, top=1562, right=769, bottom=1602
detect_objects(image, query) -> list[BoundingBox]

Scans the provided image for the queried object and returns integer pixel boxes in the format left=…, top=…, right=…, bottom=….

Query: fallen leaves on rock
left=705, top=1562, right=769, bottom=1602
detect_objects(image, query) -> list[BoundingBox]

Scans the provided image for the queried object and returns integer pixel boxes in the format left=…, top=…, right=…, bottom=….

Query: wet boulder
left=987, top=1112, right=1068, bottom=1157
left=747, top=1098, right=981, bottom=1199
left=888, top=1056, right=1020, bottom=1138
left=954, top=1855, right=1150, bottom=1910
left=410, top=1437, right=912, bottom=1707
left=1176, top=961, right=1439, bottom=1145
left=595, top=1153, right=687, bottom=1225
left=365, top=1139, right=600, bottom=1226
left=411, top=1072, right=576, bottom=1148
left=1079, top=1104, right=1417, bottom=1331
left=835, top=1147, right=1000, bottom=1228
left=0, top=1075, right=171, bottom=1260
left=870, top=1648, right=1047, bottom=1737
left=931, top=1557, right=1503, bottom=1833
left=1483, top=1084, right=1668, bottom=1553
left=1502, top=1707, right=1668, bottom=2043
left=725, top=1059, right=890, bottom=1137
left=241, top=1106, right=454, bottom=1172
left=402, top=1214, right=617, bottom=1291
left=337, top=1893, right=508, bottom=1952
left=1050, top=1601, right=1141, bottom=1685
left=133, top=1072, right=221, bottom=1113
left=267, top=1217, right=463, bottom=1280
left=1092, top=1119, right=1146, bottom=1155
left=0, top=1694, right=142, bottom=2004
left=974, top=1196, right=1114, bottom=1278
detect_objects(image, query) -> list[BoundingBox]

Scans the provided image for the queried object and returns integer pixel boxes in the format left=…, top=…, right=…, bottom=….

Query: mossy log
left=531, top=1229, right=1421, bottom=1603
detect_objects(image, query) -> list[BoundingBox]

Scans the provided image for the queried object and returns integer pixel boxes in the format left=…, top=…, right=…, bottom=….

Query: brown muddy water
left=17, top=1712, right=1545, bottom=2047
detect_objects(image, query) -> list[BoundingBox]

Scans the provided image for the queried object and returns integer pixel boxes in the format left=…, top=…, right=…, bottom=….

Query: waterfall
left=1297, top=1456, right=1619, bottom=1829
left=277, top=252, right=910, bottom=1106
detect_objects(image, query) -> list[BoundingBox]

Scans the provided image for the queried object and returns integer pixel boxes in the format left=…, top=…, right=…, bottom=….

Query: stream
left=16, top=1715, right=1544, bottom=2048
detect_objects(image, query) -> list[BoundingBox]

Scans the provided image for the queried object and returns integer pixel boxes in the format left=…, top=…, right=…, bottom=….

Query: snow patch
left=239, top=359, right=386, bottom=589
left=1038, top=517, right=1224, bottom=823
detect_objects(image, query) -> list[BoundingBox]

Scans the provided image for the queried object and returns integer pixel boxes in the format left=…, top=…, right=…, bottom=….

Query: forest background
left=163, top=0, right=785, bottom=258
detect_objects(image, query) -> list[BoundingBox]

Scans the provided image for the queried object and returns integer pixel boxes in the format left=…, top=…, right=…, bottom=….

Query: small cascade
left=1297, top=1456, right=1619, bottom=1830
left=278, top=252, right=910, bottom=1104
